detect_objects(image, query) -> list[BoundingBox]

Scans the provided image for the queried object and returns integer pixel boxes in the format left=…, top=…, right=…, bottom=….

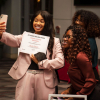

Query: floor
left=0, top=58, right=17, bottom=100
left=0, top=58, right=100, bottom=100
left=0, top=58, right=71, bottom=100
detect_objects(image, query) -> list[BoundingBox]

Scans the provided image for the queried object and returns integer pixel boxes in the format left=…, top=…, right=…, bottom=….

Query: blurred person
left=72, top=10, right=100, bottom=81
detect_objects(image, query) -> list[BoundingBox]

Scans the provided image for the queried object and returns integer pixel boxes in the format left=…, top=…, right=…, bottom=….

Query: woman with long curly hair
left=0, top=11, right=64, bottom=100
left=72, top=10, right=100, bottom=81
left=61, top=25, right=100, bottom=100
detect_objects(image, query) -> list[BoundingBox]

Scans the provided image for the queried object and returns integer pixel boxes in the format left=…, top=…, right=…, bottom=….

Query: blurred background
left=0, top=0, right=100, bottom=62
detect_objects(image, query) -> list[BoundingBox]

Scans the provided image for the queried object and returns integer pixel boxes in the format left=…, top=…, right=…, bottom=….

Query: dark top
left=88, top=38, right=98, bottom=68
left=68, top=52, right=97, bottom=95
left=28, top=59, right=39, bottom=70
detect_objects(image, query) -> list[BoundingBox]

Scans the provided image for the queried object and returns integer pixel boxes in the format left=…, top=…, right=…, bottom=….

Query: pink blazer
left=0, top=32, right=64, bottom=88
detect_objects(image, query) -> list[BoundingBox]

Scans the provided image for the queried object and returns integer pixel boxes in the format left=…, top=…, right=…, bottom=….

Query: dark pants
left=88, top=83, right=100, bottom=100
left=55, top=69, right=60, bottom=94
left=93, top=67, right=100, bottom=83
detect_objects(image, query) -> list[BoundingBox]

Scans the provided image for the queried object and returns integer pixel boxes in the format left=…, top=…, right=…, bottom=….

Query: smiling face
left=62, top=30, right=73, bottom=49
left=33, top=14, right=45, bottom=35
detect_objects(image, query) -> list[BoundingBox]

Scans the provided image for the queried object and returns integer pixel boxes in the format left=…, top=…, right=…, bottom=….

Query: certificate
left=19, top=31, right=50, bottom=55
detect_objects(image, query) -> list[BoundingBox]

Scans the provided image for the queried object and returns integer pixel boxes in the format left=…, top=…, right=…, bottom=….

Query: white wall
left=53, top=0, right=100, bottom=59
left=53, top=0, right=75, bottom=40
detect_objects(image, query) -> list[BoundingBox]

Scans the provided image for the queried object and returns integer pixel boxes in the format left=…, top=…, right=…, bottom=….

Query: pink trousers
left=15, top=72, right=55, bottom=100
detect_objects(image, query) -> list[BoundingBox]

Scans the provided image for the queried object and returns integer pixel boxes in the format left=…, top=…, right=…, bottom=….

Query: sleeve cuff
left=38, top=61, right=43, bottom=67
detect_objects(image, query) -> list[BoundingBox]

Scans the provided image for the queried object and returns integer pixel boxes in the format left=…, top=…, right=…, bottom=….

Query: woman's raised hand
left=0, top=22, right=6, bottom=38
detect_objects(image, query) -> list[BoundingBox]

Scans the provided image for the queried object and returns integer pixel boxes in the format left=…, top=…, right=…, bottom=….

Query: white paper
left=19, top=31, right=50, bottom=55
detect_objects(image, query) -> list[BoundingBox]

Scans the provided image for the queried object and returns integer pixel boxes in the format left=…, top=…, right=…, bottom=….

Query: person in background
left=0, top=10, right=64, bottom=100
left=72, top=10, right=100, bottom=81
left=61, top=25, right=100, bottom=100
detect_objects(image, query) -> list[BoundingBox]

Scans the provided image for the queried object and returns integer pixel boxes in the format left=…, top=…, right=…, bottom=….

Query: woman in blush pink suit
left=0, top=11, right=64, bottom=100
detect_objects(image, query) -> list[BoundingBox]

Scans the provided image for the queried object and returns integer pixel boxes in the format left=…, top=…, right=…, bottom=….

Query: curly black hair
left=31, top=10, right=54, bottom=59
left=72, top=10, right=100, bottom=37
left=63, top=25, right=92, bottom=65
